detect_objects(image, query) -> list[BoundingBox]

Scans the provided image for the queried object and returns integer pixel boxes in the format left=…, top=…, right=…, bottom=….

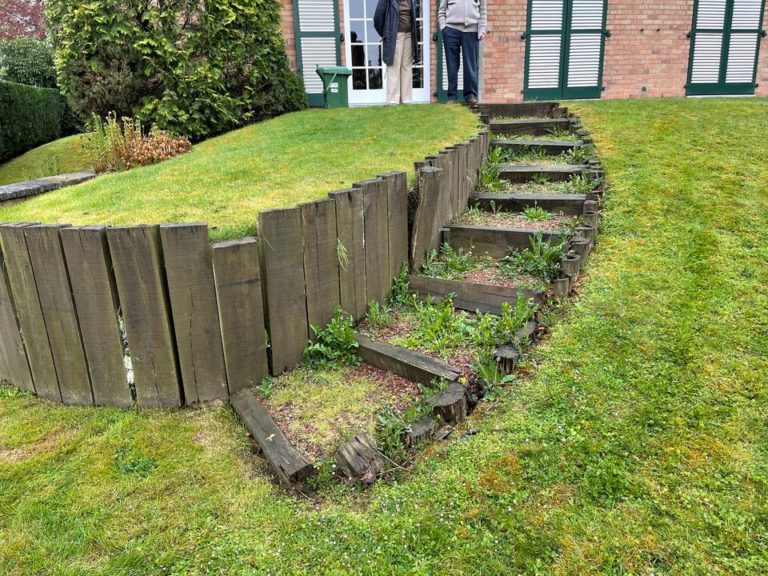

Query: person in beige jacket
left=438, top=0, right=487, bottom=104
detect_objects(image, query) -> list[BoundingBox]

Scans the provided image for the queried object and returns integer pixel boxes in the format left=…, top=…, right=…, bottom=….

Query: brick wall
left=758, top=5, right=768, bottom=96
left=480, top=0, right=528, bottom=102
left=602, top=1, right=692, bottom=99
left=281, top=0, right=297, bottom=70
left=280, top=0, right=768, bottom=103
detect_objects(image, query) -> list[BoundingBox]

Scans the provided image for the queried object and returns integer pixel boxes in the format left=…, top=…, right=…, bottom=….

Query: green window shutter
left=524, top=0, right=607, bottom=101
left=562, top=0, right=607, bottom=99
left=295, top=0, right=341, bottom=106
left=687, top=0, right=765, bottom=95
left=524, top=0, right=567, bottom=100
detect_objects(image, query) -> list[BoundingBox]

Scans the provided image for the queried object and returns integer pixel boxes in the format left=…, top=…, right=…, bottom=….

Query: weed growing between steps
left=419, top=243, right=547, bottom=290
left=359, top=291, right=538, bottom=376
left=486, top=145, right=596, bottom=167
left=479, top=166, right=600, bottom=195
left=490, top=128, right=582, bottom=142
left=455, top=204, right=579, bottom=231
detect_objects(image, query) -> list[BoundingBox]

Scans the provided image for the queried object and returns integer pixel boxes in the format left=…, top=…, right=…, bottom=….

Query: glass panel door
left=345, top=0, right=430, bottom=104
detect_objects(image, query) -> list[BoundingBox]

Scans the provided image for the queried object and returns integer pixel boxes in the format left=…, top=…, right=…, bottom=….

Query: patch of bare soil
left=456, top=211, right=576, bottom=231
left=462, top=267, right=542, bottom=289
left=0, top=429, right=68, bottom=463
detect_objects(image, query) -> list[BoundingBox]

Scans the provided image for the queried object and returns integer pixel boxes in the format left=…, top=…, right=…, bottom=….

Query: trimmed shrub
left=0, top=80, right=71, bottom=163
left=0, top=37, right=56, bottom=88
left=85, top=114, right=192, bottom=173
left=46, top=0, right=308, bottom=141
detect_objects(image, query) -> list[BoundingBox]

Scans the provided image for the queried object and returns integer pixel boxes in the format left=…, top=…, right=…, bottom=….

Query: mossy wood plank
left=329, top=188, right=367, bottom=321
left=259, top=208, right=308, bottom=375
left=0, top=245, right=33, bottom=391
left=410, top=167, right=442, bottom=271
left=408, top=274, right=543, bottom=315
left=60, top=226, right=130, bottom=407
left=301, top=199, right=341, bottom=337
left=380, top=171, right=409, bottom=279
left=212, top=238, right=269, bottom=395
left=489, top=118, right=573, bottom=137
left=160, top=223, right=228, bottom=403
left=0, top=223, right=60, bottom=401
left=355, top=334, right=460, bottom=386
left=107, top=226, right=182, bottom=408
left=498, top=164, right=589, bottom=184
left=443, top=224, right=564, bottom=259
left=355, top=178, right=390, bottom=305
left=230, top=389, right=314, bottom=487
left=469, top=193, right=587, bottom=215
left=25, top=225, right=92, bottom=405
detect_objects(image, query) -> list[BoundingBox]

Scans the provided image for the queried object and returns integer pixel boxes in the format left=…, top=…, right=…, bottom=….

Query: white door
left=344, top=0, right=431, bottom=104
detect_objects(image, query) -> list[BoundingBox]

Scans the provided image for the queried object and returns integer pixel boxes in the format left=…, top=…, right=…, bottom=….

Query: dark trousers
left=442, top=26, right=479, bottom=102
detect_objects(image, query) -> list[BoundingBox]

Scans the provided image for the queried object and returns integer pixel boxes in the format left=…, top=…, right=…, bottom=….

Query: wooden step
left=355, top=334, right=461, bottom=386
left=489, top=118, right=573, bottom=137
left=442, top=224, right=566, bottom=259
left=491, top=138, right=577, bottom=155
left=230, top=389, right=315, bottom=487
left=477, top=102, right=564, bottom=119
left=498, top=164, right=590, bottom=183
left=334, top=433, right=384, bottom=484
left=469, top=193, right=587, bottom=216
left=408, top=274, right=543, bottom=315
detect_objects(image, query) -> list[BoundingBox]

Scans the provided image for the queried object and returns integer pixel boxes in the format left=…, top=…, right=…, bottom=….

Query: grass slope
left=1, top=98, right=767, bottom=574
left=0, top=134, right=91, bottom=186
left=0, top=105, right=478, bottom=241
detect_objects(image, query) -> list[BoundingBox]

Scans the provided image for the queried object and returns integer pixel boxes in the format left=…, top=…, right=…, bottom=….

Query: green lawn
left=0, top=134, right=91, bottom=186
left=0, top=105, right=479, bottom=241
left=1, top=97, right=767, bottom=574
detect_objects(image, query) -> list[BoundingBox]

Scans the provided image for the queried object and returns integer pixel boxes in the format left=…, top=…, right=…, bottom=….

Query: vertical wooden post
left=61, top=226, right=131, bottom=407
left=0, top=246, right=33, bottom=392
left=410, top=166, right=443, bottom=271
left=379, top=171, right=409, bottom=280
left=212, top=237, right=269, bottom=395
left=301, top=199, right=341, bottom=336
left=0, top=223, right=60, bottom=402
left=25, top=225, right=93, bottom=405
left=259, top=207, right=308, bottom=375
left=107, top=226, right=182, bottom=408
left=160, top=223, right=228, bottom=403
left=329, top=188, right=367, bottom=321
left=354, top=178, right=390, bottom=306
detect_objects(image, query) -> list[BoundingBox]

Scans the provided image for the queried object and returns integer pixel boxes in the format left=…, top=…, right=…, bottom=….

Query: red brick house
left=280, top=0, right=768, bottom=105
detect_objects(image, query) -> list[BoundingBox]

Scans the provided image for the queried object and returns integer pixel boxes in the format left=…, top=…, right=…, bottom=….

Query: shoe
left=465, top=96, right=479, bottom=107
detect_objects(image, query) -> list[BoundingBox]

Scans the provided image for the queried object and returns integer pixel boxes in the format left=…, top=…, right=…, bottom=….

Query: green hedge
left=0, top=80, right=72, bottom=164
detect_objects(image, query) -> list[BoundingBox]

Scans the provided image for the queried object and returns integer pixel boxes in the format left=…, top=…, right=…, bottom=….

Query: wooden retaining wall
left=0, top=131, right=488, bottom=407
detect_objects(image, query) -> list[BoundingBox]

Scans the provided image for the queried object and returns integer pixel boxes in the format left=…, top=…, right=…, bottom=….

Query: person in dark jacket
left=374, top=0, right=420, bottom=104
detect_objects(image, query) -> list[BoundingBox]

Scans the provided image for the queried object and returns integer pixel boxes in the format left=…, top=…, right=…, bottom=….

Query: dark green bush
left=0, top=37, right=56, bottom=88
left=0, top=80, right=73, bottom=163
left=46, top=0, right=307, bottom=141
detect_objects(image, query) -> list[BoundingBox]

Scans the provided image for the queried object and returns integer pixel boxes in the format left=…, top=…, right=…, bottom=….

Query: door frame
left=685, top=0, right=767, bottom=96
left=342, top=0, right=431, bottom=105
left=523, top=0, right=608, bottom=101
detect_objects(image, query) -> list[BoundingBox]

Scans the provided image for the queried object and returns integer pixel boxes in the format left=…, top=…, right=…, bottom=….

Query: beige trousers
left=387, top=32, right=413, bottom=104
